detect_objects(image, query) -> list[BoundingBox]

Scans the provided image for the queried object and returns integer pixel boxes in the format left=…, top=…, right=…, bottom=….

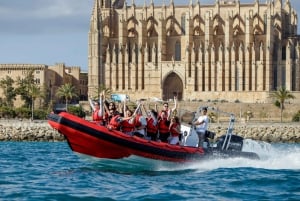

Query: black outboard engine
left=216, top=134, right=244, bottom=151
left=205, top=130, right=216, bottom=140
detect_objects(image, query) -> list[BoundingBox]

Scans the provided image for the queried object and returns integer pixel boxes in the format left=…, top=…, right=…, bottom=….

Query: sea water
left=0, top=140, right=299, bottom=201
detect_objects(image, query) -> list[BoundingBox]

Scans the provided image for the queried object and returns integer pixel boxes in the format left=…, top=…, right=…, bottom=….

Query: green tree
left=0, top=76, right=16, bottom=107
left=68, top=105, right=86, bottom=118
left=55, top=83, right=78, bottom=111
left=15, top=70, right=35, bottom=108
left=29, top=84, right=44, bottom=120
left=270, top=86, right=296, bottom=122
left=292, top=110, right=300, bottom=122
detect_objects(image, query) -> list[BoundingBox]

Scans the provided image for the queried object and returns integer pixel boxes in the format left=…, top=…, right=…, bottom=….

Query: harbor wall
left=0, top=120, right=299, bottom=143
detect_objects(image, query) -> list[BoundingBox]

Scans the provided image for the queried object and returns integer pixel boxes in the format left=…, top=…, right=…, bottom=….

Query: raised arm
left=171, top=96, right=177, bottom=112
left=88, top=96, right=96, bottom=112
left=99, top=93, right=104, bottom=116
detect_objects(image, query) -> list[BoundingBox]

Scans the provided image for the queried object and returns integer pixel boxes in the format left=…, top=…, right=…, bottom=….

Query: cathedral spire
left=91, top=0, right=100, bottom=31
left=123, top=0, right=127, bottom=9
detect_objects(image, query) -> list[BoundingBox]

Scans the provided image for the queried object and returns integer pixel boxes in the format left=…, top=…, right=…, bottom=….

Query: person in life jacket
left=132, top=109, right=147, bottom=138
left=88, top=94, right=105, bottom=125
left=104, top=101, right=119, bottom=125
left=169, top=116, right=181, bottom=145
left=107, top=110, right=122, bottom=131
left=156, top=96, right=177, bottom=120
left=157, top=110, right=170, bottom=142
left=120, top=108, right=135, bottom=135
left=146, top=109, right=158, bottom=141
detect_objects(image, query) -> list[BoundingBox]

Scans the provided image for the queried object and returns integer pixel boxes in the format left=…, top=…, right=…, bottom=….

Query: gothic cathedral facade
left=88, top=0, right=300, bottom=102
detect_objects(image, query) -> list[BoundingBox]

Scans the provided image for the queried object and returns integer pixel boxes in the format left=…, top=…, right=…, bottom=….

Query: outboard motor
left=216, top=134, right=243, bottom=151
left=205, top=130, right=216, bottom=140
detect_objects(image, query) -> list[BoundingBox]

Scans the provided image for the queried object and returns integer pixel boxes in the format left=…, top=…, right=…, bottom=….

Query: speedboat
left=47, top=106, right=259, bottom=163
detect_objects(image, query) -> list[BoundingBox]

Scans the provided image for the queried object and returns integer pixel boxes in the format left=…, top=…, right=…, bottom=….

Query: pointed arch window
left=282, top=46, right=286, bottom=60
left=115, top=46, right=119, bottom=64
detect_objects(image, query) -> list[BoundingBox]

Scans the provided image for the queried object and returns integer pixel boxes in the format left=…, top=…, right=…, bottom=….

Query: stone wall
left=0, top=120, right=65, bottom=142
left=209, top=123, right=300, bottom=143
left=0, top=120, right=299, bottom=143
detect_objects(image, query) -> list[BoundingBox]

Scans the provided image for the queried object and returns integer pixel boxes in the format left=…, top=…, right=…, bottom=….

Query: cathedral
left=88, top=0, right=300, bottom=102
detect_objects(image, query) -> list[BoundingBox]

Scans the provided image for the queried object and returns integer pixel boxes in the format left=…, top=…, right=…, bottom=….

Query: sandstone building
left=0, top=63, right=88, bottom=107
left=88, top=0, right=300, bottom=102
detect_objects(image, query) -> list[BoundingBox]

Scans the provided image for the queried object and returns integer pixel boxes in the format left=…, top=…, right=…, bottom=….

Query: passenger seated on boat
left=146, top=109, right=158, bottom=141
left=156, top=96, right=177, bottom=120
left=107, top=110, right=122, bottom=131
left=132, top=111, right=147, bottom=138
left=104, top=102, right=119, bottom=124
left=157, top=110, right=170, bottom=142
left=120, top=109, right=135, bottom=135
left=168, top=116, right=181, bottom=145
left=192, top=107, right=209, bottom=148
left=88, top=94, right=105, bottom=125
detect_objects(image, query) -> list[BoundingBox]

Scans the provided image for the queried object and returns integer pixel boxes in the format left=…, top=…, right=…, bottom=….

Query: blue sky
left=0, top=0, right=299, bottom=72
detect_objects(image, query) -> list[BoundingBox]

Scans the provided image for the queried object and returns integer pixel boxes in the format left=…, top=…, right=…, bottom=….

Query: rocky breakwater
left=0, top=120, right=65, bottom=142
left=210, top=122, right=300, bottom=143
left=0, top=120, right=299, bottom=143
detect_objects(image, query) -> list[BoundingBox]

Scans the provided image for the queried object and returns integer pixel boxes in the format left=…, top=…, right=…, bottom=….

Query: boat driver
left=192, top=107, right=209, bottom=148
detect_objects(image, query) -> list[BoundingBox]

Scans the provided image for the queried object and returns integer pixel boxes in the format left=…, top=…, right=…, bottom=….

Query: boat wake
left=185, top=140, right=300, bottom=172
left=75, top=140, right=300, bottom=173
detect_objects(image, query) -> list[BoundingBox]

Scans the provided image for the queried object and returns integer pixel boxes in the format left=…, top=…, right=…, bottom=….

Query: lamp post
left=31, top=92, right=34, bottom=121
left=49, top=80, right=52, bottom=109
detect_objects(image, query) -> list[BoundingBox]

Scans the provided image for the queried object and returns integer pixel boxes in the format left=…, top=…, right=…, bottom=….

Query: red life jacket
left=147, top=118, right=158, bottom=134
left=108, top=115, right=121, bottom=130
left=134, top=114, right=142, bottom=128
left=158, top=118, right=169, bottom=134
left=121, top=119, right=135, bottom=133
left=169, top=123, right=180, bottom=137
left=92, top=109, right=103, bottom=122
left=159, top=109, right=171, bottom=118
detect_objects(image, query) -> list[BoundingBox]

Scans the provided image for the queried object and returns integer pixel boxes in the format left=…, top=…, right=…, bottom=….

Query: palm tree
left=55, top=83, right=78, bottom=111
left=29, top=84, right=43, bottom=120
left=92, top=84, right=112, bottom=100
left=270, top=86, right=295, bottom=122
